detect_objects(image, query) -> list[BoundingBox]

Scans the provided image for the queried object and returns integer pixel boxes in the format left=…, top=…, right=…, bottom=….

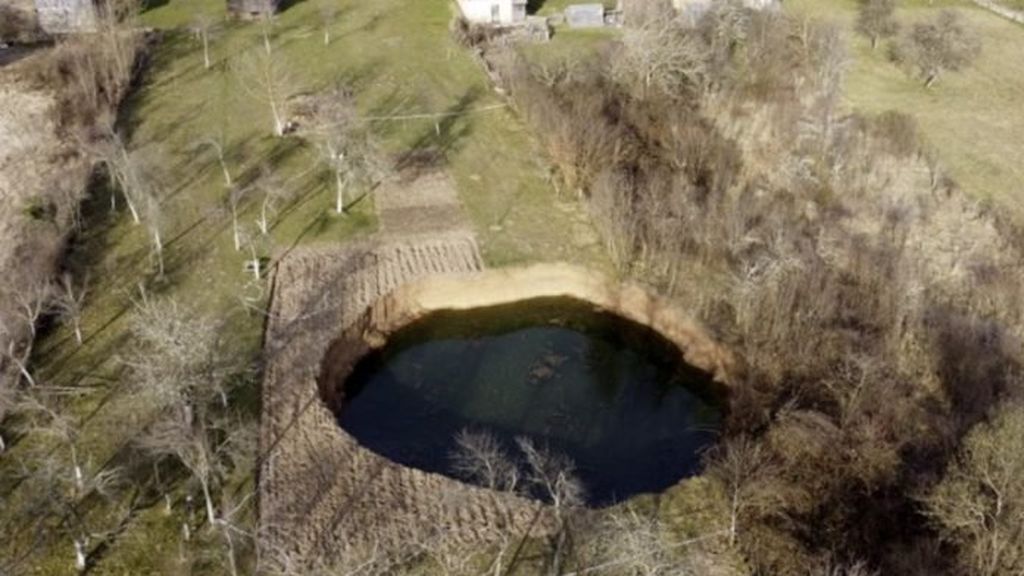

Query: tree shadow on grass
left=392, top=87, right=482, bottom=177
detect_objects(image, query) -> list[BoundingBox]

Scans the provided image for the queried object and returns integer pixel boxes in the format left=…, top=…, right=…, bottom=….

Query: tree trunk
left=74, top=538, right=87, bottom=572
left=125, top=194, right=141, bottom=224
left=221, top=521, right=239, bottom=576
left=153, top=228, right=164, bottom=278
left=218, top=157, right=232, bottom=188
left=925, top=71, right=939, bottom=88
left=201, top=479, right=217, bottom=527
left=202, top=33, right=211, bottom=69
left=729, top=493, right=739, bottom=546
left=324, top=28, right=330, bottom=46
left=871, top=35, right=878, bottom=50
left=334, top=170, right=346, bottom=214
left=257, top=199, right=270, bottom=235
left=231, top=206, right=241, bottom=251
left=73, top=322, right=83, bottom=346
left=270, top=100, right=285, bottom=137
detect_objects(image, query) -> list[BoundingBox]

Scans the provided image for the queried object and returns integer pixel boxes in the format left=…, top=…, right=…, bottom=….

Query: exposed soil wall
left=320, top=263, right=738, bottom=411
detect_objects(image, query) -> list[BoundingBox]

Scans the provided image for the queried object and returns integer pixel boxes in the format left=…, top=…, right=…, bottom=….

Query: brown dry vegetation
left=483, top=4, right=1024, bottom=573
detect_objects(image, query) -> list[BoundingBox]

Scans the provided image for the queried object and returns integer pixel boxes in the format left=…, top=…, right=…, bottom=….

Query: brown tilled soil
left=259, top=228, right=553, bottom=565
left=376, top=170, right=472, bottom=236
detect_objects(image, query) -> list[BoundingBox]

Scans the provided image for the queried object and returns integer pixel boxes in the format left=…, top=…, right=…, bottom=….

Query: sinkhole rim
left=312, top=265, right=737, bottom=503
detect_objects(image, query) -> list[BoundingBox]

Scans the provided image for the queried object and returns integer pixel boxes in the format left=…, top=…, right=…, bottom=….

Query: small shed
left=228, top=0, right=278, bottom=19
left=33, top=0, right=96, bottom=34
left=565, top=4, right=605, bottom=28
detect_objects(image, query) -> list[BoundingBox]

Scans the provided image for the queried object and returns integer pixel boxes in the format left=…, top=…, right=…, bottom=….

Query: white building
left=34, top=0, right=97, bottom=34
left=457, top=0, right=528, bottom=25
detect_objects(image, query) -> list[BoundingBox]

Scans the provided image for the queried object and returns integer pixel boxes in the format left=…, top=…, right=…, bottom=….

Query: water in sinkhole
left=337, top=297, right=723, bottom=506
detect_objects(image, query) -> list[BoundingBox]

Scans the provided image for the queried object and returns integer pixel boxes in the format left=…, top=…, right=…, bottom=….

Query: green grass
left=786, top=0, right=1024, bottom=221
left=1, top=0, right=608, bottom=573
left=532, top=0, right=617, bottom=17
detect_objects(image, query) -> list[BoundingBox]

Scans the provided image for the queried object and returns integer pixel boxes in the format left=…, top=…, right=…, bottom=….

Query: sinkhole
left=329, top=297, right=724, bottom=506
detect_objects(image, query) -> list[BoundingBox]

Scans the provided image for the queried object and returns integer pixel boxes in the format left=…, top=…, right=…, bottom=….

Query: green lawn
left=786, top=0, right=1024, bottom=221
left=1, top=0, right=607, bottom=573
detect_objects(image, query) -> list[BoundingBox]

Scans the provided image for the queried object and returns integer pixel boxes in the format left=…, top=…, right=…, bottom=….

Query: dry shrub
left=483, top=5, right=1024, bottom=573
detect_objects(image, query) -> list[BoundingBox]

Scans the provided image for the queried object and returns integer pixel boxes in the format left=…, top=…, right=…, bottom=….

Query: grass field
left=1, top=0, right=607, bottom=573
left=786, top=0, right=1024, bottom=221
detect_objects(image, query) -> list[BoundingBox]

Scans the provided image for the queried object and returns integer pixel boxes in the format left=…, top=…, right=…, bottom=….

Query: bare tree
left=15, top=447, right=123, bottom=573
left=252, top=165, right=288, bottom=235
left=11, top=281, right=52, bottom=342
left=239, top=225, right=269, bottom=281
left=227, top=185, right=249, bottom=252
left=190, top=12, right=219, bottom=70
left=892, top=10, right=981, bottom=87
left=125, top=297, right=243, bottom=528
left=306, top=87, right=387, bottom=214
left=234, top=48, right=293, bottom=137
left=704, top=435, right=780, bottom=547
left=621, top=0, right=675, bottom=28
left=611, top=17, right=708, bottom=100
left=144, top=192, right=166, bottom=277
left=924, top=404, right=1024, bottom=576
left=577, top=506, right=695, bottom=576
left=319, top=0, right=339, bottom=46
left=856, top=0, right=899, bottom=50
left=53, top=273, right=88, bottom=346
left=516, top=437, right=584, bottom=574
left=196, top=135, right=234, bottom=188
left=450, top=429, right=520, bottom=492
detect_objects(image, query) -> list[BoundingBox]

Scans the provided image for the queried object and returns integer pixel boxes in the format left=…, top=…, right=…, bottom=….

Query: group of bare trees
left=855, top=1, right=982, bottom=87
left=481, top=1, right=1024, bottom=573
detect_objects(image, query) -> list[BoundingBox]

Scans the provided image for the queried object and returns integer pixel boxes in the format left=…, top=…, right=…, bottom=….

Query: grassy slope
left=786, top=0, right=1024, bottom=220
left=2, top=0, right=606, bottom=573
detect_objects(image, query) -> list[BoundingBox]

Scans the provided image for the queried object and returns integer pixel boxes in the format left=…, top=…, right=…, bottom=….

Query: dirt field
left=258, top=232, right=561, bottom=566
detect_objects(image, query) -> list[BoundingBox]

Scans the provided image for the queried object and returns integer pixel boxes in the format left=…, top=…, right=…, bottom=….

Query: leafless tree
left=12, top=387, right=88, bottom=494
left=576, top=506, right=696, bottom=576
left=611, top=17, right=708, bottom=100
left=125, top=297, right=246, bottom=530
left=190, top=12, right=219, bottom=70
left=924, top=404, right=1024, bottom=576
left=306, top=87, right=387, bottom=214
left=196, top=135, right=234, bottom=189
left=143, top=192, right=166, bottom=277
left=53, top=273, right=88, bottom=346
left=16, top=447, right=123, bottom=573
left=516, top=437, right=584, bottom=574
left=10, top=281, right=52, bottom=342
left=622, top=0, right=675, bottom=28
left=234, top=48, right=293, bottom=137
left=254, top=0, right=278, bottom=55
left=227, top=185, right=249, bottom=252
left=450, top=429, right=520, bottom=492
left=891, top=10, right=981, bottom=87
left=252, top=165, right=288, bottom=235
left=239, top=225, right=269, bottom=281
left=319, top=0, right=339, bottom=46
left=856, top=0, right=899, bottom=50
left=704, top=435, right=780, bottom=546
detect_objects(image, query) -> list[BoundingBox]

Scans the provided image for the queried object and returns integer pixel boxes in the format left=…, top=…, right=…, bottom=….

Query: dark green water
left=337, top=298, right=723, bottom=505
